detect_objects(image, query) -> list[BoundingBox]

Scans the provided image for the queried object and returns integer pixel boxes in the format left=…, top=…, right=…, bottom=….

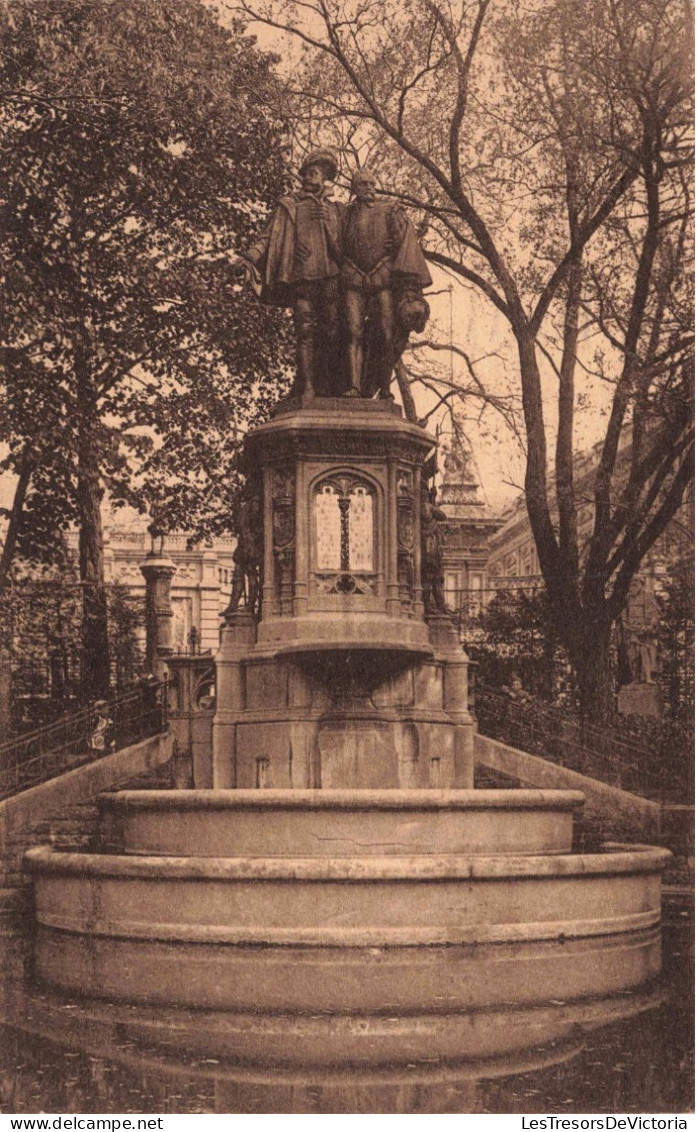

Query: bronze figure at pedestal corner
left=421, top=483, right=448, bottom=615
left=222, top=477, right=263, bottom=621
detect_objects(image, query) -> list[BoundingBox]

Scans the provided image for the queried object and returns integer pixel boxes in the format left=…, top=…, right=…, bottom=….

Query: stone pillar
left=212, top=612, right=257, bottom=787
left=139, top=553, right=176, bottom=681
left=430, top=614, right=475, bottom=788
left=386, top=458, right=400, bottom=616
left=262, top=464, right=277, bottom=618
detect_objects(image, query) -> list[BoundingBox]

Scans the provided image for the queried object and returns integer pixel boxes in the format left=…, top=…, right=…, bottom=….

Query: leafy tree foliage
left=466, top=587, right=565, bottom=700
left=0, top=555, right=144, bottom=734
left=657, top=562, right=695, bottom=720
left=237, top=0, right=694, bottom=719
left=0, top=0, right=292, bottom=699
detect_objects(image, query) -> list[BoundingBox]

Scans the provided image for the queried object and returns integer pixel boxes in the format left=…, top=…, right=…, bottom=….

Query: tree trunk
left=0, top=448, right=32, bottom=592
left=0, top=451, right=32, bottom=740
left=76, top=377, right=110, bottom=703
left=568, top=614, right=616, bottom=731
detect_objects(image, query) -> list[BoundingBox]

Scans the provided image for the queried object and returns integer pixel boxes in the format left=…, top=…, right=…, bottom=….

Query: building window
left=470, top=572, right=483, bottom=615
left=445, top=570, right=460, bottom=609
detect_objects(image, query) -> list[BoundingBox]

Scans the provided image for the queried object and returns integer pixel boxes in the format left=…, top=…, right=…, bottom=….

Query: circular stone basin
left=3, top=981, right=662, bottom=1074
left=31, top=920, right=663, bottom=1014
left=25, top=841, right=670, bottom=1011
left=97, top=788, right=586, bottom=858
left=24, top=843, right=670, bottom=948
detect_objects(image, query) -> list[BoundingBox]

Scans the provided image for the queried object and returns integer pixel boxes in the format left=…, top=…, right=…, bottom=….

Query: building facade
left=486, top=437, right=693, bottom=598
left=435, top=444, right=502, bottom=623
left=102, top=522, right=236, bottom=654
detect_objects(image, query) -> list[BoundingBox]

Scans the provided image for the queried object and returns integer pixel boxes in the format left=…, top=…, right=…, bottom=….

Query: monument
left=26, top=155, right=669, bottom=1027
left=617, top=575, right=662, bottom=717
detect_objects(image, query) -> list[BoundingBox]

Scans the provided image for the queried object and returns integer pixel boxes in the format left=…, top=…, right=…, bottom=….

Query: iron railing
left=475, top=685, right=693, bottom=804
left=0, top=681, right=168, bottom=801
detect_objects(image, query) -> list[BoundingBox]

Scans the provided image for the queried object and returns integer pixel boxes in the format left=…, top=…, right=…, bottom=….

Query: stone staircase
left=474, top=738, right=694, bottom=895
left=0, top=732, right=174, bottom=930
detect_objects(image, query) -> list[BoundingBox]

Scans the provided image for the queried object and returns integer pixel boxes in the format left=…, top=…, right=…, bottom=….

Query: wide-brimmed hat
left=299, top=148, right=339, bottom=181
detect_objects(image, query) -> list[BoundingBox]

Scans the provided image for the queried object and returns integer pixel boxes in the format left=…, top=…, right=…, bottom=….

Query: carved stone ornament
left=260, top=432, right=428, bottom=463
left=273, top=505, right=295, bottom=553
left=397, top=502, right=415, bottom=552
left=271, top=466, right=295, bottom=571
left=315, top=572, right=376, bottom=596
left=272, top=466, right=295, bottom=501
left=397, top=468, right=412, bottom=496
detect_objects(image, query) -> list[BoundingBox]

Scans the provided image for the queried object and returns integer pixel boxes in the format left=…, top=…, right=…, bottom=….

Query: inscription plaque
left=314, top=479, right=375, bottom=574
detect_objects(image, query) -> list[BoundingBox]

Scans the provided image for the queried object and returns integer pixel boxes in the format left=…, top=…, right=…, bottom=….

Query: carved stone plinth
left=245, top=398, right=433, bottom=651
left=209, top=399, right=475, bottom=790
left=617, top=681, right=662, bottom=718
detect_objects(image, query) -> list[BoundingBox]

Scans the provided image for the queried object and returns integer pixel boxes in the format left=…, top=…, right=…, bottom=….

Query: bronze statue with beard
left=341, top=169, right=432, bottom=398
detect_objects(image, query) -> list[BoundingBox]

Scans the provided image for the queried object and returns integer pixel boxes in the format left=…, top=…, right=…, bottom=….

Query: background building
left=436, top=441, right=502, bottom=623
left=485, top=437, right=694, bottom=598
left=101, top=521, right=236, bottom=654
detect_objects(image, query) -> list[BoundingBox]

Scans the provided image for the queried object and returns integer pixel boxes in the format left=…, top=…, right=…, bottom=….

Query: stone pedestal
left=139, top=553, right=176, bottom=681
left=209, top=399, right=475, bottom=790
left=617, top=681, right=662, bottom=718
left=249, top=398, right=432, bottom=651
left=167, top=653, right=217, bottom=788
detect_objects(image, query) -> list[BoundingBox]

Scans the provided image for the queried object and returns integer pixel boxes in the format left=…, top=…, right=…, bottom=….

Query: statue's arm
left=233, top=199, right=294, bottom=271
left=387, top=205, right=409, bottom=255
left=243, top=214, right=276, bottom=268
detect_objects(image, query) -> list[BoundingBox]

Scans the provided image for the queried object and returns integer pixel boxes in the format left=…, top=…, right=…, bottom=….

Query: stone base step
left=97, top=787, right=586, bottom=858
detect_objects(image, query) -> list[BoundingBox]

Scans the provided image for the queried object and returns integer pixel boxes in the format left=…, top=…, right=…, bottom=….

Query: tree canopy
left=234, top=0, right=694, bottom=717
left=0, top=0, right=293, bottom=696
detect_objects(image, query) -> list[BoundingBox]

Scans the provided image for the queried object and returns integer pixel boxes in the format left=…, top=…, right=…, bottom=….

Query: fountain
left=25, top=151, right=669, bottom=1033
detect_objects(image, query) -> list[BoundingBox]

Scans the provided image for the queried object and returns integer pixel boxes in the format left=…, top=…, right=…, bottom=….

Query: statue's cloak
left=391, top=213, right=432, bottom=288
left=245, top=195, right=344, bottom=307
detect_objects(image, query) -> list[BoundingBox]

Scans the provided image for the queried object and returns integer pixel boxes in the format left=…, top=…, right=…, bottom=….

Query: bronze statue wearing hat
left=233, top=149, right=345, bottom=398
left=342, top=169, right=432, bottom=398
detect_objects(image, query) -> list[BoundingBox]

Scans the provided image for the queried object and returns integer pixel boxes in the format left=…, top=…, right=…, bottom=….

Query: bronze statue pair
left=233, top=150, right=431, bottom=400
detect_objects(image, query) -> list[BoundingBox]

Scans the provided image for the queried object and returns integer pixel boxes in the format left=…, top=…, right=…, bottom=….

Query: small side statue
left=620, top=576, right=660, bottom=685
left=224, top=481, right=263, bottom=620
left=420, top=484, right=448, bottom=615
left=343, top=169, right=432, bottom=398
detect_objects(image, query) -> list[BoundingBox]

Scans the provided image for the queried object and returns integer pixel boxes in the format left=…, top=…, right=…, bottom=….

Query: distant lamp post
left=139, top=521, right=176, bottom=681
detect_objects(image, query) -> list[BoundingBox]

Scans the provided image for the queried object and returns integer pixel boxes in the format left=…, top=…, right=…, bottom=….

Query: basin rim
left=25, top=843, right=672, bottom=881
left=96, top=788, right=587, bottom=813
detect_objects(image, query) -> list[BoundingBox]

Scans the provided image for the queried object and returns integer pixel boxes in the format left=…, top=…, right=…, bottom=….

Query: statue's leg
left=225, top=563, right=246, bottom=614
left=375, top=289, right=395, bottom=398
left=321, top=278, right=343, bottom=396
left=293, top=288, right=317, bottom=398
left=344, top=288, right=365, bottom=396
